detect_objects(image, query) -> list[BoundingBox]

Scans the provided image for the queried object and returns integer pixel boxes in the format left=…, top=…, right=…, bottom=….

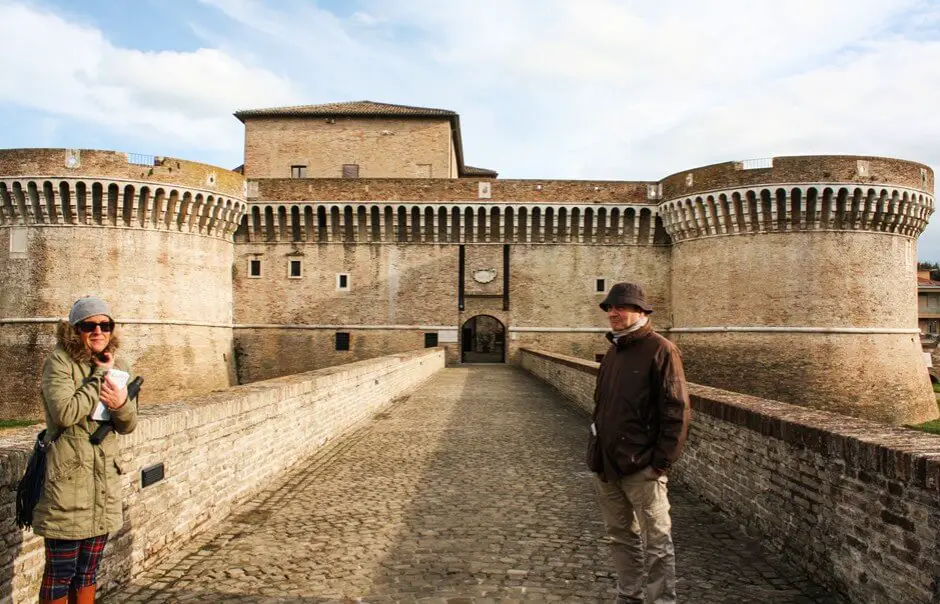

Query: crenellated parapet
left=235, top=201, right=669, bottom=245
left=660, top=183, right=933, bottom=243
left=0, top=149, right=247, bottom=239
left=657, top=155, right=934, bottom=243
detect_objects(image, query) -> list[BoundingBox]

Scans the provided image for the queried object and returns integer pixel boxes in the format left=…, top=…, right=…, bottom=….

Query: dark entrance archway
left=461, top=315, right=506, bottom=363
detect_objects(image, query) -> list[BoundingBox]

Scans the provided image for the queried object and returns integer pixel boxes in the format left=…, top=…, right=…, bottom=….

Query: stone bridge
left=2, top=349, right=939, bottom=603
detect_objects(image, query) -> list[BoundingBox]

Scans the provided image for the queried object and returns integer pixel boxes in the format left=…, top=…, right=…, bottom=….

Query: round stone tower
left=659, top=155, right=937, bottom=425
left=0, top=149, right=247, bottom=419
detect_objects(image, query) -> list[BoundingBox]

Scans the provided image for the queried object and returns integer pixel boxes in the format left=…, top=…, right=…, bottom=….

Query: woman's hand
left=93, top=351, right=115, bottom=372
left=101, top=376, right=128, bottom=410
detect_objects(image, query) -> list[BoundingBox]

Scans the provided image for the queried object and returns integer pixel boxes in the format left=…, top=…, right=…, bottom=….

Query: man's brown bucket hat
left=599, top=282, right=654, bottom=314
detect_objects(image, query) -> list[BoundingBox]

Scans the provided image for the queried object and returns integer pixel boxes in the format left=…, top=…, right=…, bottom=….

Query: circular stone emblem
left=473, top=268, right=497, bottom=284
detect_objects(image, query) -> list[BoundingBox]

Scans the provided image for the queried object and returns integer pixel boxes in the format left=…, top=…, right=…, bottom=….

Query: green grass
left=0, top=419, right=41, bottom=430
left=909, top=393, right=940, bottom=435
left=916, top=420, right=940, bottom=435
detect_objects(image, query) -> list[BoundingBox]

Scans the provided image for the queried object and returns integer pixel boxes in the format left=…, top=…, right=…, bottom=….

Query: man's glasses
left=76, top=320, right=115, bottom=334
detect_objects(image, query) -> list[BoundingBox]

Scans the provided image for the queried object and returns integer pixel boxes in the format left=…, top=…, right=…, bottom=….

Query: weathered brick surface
left=520, top=348, right=940, bottom=604
left=243, top=117, right=458, bottom=179
left=0, top=348, right=444, bottom=603
left=0, top=149, right=244, bottom=198
left=660, top=155, right=934, bottom=200
left=0, top=227, right=238, bottom=418
left=232, top=241, right=669, bottom=381
left=670, top=231, right=936, bottom=425
left=253, top=176, right=654, bottom=204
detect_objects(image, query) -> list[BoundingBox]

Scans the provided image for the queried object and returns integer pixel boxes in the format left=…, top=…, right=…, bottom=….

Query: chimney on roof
left=919, top=269, right=932, bottom=281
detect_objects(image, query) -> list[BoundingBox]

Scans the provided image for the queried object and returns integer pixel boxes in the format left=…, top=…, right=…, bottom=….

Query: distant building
left=918, top=270, right=940, bottom=334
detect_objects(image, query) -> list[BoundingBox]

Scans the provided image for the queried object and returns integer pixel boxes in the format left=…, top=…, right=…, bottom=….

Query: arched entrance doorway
left=461, top=315, right=506, bottom=363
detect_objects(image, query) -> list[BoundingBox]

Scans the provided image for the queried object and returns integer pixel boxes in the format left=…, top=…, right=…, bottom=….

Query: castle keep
left=0, top=101, right=936, bottom=425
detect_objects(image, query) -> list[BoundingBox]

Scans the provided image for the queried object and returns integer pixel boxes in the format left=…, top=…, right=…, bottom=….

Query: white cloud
left=0, top=1, right=298, bottom=152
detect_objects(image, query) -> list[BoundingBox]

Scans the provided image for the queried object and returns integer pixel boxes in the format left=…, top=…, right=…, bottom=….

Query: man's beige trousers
left=594, top=468, right=677, bottom=604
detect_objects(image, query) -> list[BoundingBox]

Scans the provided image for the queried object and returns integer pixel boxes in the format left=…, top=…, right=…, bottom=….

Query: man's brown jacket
left=592, top=322, right=691, bottom=482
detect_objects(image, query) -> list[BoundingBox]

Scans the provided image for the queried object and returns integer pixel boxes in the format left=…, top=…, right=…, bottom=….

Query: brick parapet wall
left=660, top=155, right=934, bottom=201
left=251, top=177, right=656, bottom=204
left=519, top=348, right=940, bottom=603
left=0, top=348, right=444, bottom=603
left=0, top=149, right=245, bottom=198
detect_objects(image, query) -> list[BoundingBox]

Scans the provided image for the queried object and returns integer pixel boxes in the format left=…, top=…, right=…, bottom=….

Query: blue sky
left=3, top=0, right=940, bottom=258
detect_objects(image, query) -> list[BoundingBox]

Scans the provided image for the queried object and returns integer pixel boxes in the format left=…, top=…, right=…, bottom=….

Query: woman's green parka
left=32, top=322, right=138, bottom=540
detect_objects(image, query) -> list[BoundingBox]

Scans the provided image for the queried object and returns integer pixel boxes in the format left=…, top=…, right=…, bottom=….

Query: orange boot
left=39, top=595, right=68, bottom=604
left=74, top=585, right=96, bottom=604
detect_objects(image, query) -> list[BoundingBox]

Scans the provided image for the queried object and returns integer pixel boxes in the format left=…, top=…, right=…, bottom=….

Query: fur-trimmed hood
left=55, top=320, right=120, bottom=364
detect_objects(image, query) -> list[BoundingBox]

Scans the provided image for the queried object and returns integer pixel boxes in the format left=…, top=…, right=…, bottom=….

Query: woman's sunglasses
left=76, top=320, right=115, bottom=334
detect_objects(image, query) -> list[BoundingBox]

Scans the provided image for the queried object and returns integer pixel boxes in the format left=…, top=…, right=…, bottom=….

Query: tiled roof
left=462, top=165, right=499, bottom=178
left=234, top=101, right=457, bottom=120
left=918, top=276, right=940, bottom=286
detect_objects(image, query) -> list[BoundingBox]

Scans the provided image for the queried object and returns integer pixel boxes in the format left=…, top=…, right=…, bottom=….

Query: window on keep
left=291, top=165, right=307, bottom=178
left=596, top=278, right=606, bottom=293
left=249, top=259, right=262, bottom=278
left=335, top=332, right=350, bottom=351
left=289, top=259, right=302, bottom=278
left=337, top=273, right=350, bottom=290
left=342, top=164, right=359, bottom=178
left=424, top=333, right=438, bottom=348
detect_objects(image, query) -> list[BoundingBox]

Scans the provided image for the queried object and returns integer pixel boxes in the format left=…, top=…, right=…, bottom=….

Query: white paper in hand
left=91, top=368, right=130, bottom=421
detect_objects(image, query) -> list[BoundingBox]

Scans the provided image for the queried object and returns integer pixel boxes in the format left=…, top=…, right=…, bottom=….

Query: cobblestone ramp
left=105, top=366, right=839, bottom=603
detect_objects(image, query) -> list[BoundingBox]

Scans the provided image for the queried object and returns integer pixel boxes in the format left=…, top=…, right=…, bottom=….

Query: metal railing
left=125, top=152, right=157, bottom=166
left=737, top=157, right=774, bottom=170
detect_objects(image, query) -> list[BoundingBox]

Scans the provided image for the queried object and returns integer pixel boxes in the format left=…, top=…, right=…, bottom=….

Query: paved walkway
left=105, top=366, right=839, bottom=603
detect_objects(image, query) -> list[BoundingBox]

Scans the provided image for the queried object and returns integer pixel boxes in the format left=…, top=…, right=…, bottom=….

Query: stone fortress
left=0, top=100, right=936, bottom=425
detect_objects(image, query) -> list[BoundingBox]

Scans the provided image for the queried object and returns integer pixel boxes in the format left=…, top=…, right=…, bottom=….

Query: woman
left=33, top=296, right=137, bottom=604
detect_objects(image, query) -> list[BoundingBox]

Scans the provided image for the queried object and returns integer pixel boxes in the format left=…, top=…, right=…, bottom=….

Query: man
left=590, top=282, right=691, bottom=604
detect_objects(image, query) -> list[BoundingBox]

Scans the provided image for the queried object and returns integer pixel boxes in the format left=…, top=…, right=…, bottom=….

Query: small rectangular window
left=342, top=164, right=359, bottom=178
left=596, top=278, right=606, bottom=293
left=9, top=226, right=27, bottom=258
left=288, top=259, right=302, bottom=278
left=335, top=332, right=350, bottom=351
left=249, top=259, right=262, bottom=278
left=337, top=273, right=350, bottom=290
left=424, top=333, right=439, bottom=348
left=291, top=165, right=307, bottom=178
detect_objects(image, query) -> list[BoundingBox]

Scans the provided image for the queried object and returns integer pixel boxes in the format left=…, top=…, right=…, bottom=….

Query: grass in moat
left=0, top=419, right=41, bottom=431
left=910, top=387, right=940, bottom=435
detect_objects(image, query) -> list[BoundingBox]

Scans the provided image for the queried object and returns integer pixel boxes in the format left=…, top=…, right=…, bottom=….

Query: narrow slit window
left=335, top=332, right=350, bottom=351
left=249, top=259, right=262, bottom=278
left=596, top=278, right=606, bottom=293
left=424, top=333, right=439, bottom=348
left=337, top=273, right=350, bottom=290
left=291, top=165, right=307, bottom=178
left=289, top=259, right=302, bottom=278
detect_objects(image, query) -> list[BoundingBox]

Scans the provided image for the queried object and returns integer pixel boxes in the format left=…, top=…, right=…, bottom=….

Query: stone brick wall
left=0, top=227, right=238, bottom=419
left=0, top=348, right=444, bottom=603
left=519, top=348, right=940, bottom=604
left=232, top=241, right=668, bottom=381
left=669, top=231, right=936, bottom=425
left=243, top=117, right=457, bottom=179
